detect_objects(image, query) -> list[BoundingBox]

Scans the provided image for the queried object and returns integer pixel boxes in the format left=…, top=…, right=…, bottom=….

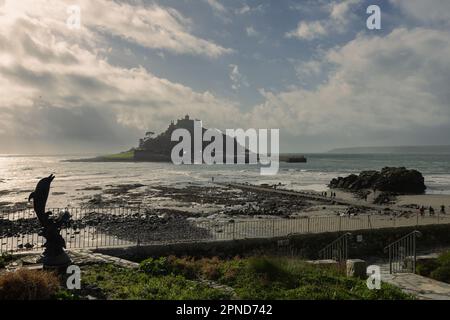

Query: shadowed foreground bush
left=0, top=269, right=60, bottom=300
left=0, top=253, right=14, bottom=268
left=418, top=251, right=450, bottom=284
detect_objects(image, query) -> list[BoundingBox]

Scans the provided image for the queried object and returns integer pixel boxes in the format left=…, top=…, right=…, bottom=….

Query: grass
left=77, top=256, right=412, bottom=300
left=417, top=251, right=450, bottom=284
left=81, top=264, right=231, bottom=300
left=101, top=150, right=134, bottom=161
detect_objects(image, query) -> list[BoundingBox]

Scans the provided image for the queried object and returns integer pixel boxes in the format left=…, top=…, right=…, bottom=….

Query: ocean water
left=1, top=153, right=450, bottom=207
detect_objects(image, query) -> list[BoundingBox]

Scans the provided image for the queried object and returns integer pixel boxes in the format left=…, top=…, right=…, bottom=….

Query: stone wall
left=94, top=224, right=450, bottom=262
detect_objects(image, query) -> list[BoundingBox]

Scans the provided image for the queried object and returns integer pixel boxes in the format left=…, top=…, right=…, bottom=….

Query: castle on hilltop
left=134, top=115, right=250, bottom=163
left=133, top=115, right=306, bottom=163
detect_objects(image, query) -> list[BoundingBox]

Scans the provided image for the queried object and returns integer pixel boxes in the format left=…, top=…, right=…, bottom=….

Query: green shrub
left=139, top=257, right=170, bottom=276
left=417, top=251, right=450, bottom=283
left=53, top=290, right=80, bottom=300
left=247, top=257, right=293, bottom=284
left=217, top=256, right=411, bottom=300
left=428, top=251, right=450, bottom=283
left=416, top=259, right=440, bottom=277
left=83, top=264, right=231, bottom=300
left=140, top=256, right=227, bottom=281
left=430, top=266, right=450, bottom=283
left=87, top=256, right=412, bottom=300
left=0, top=253, right=13, bottom=268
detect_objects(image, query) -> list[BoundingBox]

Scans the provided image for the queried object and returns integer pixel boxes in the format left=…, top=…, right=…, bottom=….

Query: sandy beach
left=396, top=194, right=450, bottom=208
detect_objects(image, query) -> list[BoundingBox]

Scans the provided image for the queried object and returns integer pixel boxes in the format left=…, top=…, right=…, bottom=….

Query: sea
left=1, top=153, right=450, bottom=208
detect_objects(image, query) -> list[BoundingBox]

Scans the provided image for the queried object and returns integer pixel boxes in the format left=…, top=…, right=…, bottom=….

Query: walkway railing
left=318, top=233, right=352, bottom=262
left=1, top=207, right=448, bottom=254
left=384, top=230, right=422, bottom=274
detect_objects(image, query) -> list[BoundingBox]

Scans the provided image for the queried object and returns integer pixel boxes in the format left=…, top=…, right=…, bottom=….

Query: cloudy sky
left=0, top=0, right=449, bottom=154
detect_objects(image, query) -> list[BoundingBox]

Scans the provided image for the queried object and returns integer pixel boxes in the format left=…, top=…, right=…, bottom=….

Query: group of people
left=321, top=191, right=337, bottom=198
left=419, top=205, right=446, bottom=217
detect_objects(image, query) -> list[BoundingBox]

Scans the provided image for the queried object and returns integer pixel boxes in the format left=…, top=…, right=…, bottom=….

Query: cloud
left=390, top=0, right=450, bottom=24
left=286, top=21, right=327, bottom=40
left=235, top=4, right=265, bottom=15
left=286, top=0, right=361, bottom=40
left=88, top=0, right=233, bottom=58
left=236, top=5, right=251, bottom=15
left=0, top=0, right=241, bottom=152
left=252, top=28, right=450, bottom=145
left=229, top=64, right=249, bottom=90
left=329, top=0, right=360, bottom=24
left=2, top=0, right=449, bottom=153
left=246, top=26, right=259, bottom=37
left=203, top=0, right=233, bottom=23
left=204, top=0, right=227, bottom=13
left=0, top=0, right=232, bottom=59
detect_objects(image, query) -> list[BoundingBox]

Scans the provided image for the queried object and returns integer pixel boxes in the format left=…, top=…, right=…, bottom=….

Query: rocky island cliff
left=68, top=115, right=307, bottom=164
left=329, top=167, right=426, bottom=194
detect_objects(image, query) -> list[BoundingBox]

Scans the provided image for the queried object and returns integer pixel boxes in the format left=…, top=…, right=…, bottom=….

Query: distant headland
left=66, top=115, right=307, bottom=164
left=328, top=145, right=450, bottom=154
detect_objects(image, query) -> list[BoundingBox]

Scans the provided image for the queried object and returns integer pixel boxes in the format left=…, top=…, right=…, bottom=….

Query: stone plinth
left=346, top=259, right=367, bottom=278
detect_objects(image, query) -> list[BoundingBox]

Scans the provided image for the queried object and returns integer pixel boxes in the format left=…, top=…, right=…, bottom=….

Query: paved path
left=3, top=249, right=139, bottom=273
left=376, top=254, right=450, bottom=300
left=69, top=249, right=139, bottom=269
left=381, top=270, right=450, bottom=300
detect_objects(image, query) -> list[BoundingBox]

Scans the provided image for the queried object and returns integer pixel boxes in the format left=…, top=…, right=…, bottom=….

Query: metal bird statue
left=29, top=174, right=71, bottom=268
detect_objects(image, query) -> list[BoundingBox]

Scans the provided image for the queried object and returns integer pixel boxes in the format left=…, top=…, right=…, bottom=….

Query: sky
left=0, top=0, right=449, bottom=154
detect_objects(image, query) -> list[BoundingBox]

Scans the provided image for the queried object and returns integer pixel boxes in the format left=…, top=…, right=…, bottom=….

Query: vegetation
left=101, top=150, right=134, bottom=161
left=417, top=251, right=450, bottom=283
left=78, top=256, right=411, bottom=300
left=81, top=264, right=231, bottom=300
left=0, top=269, right=60, bottom=300
left=0, top=253, right=14, bottom=268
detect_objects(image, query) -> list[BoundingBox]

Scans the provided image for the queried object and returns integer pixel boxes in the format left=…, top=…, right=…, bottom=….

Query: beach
left=2, top=154, right=450, bottom=246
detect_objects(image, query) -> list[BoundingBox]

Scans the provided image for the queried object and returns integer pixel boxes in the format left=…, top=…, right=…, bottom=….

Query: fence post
left=389, top=246, right=392, bottom=274
left=307, top=217, right=310, bottom=233
left=413, top=233, right=417, bottom=274
left=272, top=219, right=275, bottom=237
left=339, top=216, right=342, bottom=232
left=232, top=221, right=236, bottom=240
left=137, top=227, right=141, bottom=247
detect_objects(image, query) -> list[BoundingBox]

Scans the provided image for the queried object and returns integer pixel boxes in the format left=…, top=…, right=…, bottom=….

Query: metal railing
left=1, top=207, right=449, bottom=254
left=318, top=233, right=352, bottom=262
left=384, top=230, right=422, bottom=274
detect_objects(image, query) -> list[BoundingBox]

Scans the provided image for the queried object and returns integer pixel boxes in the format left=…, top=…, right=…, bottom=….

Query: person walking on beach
left=429, top=206, right=435, bottom=216
left=441, top=205, right=446, bottom=215
left=419, top=206, right=425, bottom=217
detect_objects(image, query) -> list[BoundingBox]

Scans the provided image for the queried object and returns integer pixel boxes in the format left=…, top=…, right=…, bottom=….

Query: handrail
left=384, top=230, right=421, bottom=251
left=384, top=230, right=421, bottom=274
left=318, top=232, right=352, bottom=262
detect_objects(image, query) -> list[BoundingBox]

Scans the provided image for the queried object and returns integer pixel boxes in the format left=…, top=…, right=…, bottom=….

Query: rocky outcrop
left=329, top=167, right=426, bottom=194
